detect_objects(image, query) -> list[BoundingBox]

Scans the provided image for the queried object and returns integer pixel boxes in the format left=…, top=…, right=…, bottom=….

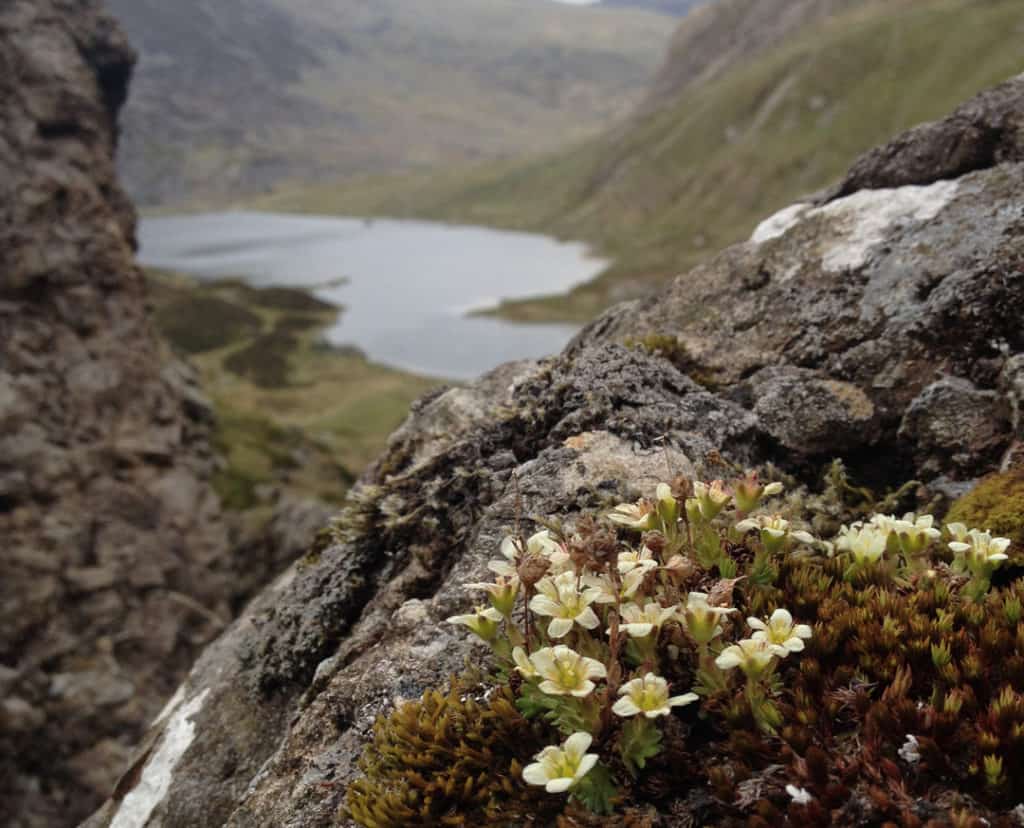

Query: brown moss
left=345, top=677, right=556, bottom=827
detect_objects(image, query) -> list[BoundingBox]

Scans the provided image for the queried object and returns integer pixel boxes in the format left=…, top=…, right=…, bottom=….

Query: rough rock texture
left=0, top=3, right=242, bottom=825
left=88, top=78, right=1024, bottom=826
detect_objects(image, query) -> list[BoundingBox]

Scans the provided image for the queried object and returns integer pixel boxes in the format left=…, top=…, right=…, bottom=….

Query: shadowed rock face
left=0, top=3, right=238, bottom=824
left=88, top=79, right=1024, bottom=827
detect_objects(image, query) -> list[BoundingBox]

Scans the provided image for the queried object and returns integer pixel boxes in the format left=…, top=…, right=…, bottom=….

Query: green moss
left=947, top=469, right=1024, bottom=555
left=153, top=293, right=262, bottom=354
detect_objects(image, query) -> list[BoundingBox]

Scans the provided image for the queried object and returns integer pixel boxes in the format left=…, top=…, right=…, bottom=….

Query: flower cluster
left=445, top=474, right=821, bottom=809
left=357, top=468, right=1022, bottom=826
left=834, top=512, right=1011, bottom=596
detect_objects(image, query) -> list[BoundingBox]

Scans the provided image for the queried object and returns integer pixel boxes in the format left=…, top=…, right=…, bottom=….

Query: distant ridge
left=106, top=0, right=675, bottom=206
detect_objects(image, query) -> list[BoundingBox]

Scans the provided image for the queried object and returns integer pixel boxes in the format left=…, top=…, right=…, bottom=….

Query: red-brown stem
left=600, top=560, right=623, bottom=738
left=523, top=579, right=534, bottom=654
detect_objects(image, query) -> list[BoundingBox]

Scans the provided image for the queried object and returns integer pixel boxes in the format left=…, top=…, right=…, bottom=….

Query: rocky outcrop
left=586, top=74, right=1024, bottom=488
left=88, top=77, right=1024, bottom=826
left=0, top=3, right=240, bottom=825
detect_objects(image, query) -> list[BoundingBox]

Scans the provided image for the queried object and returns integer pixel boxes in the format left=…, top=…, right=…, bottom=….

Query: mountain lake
left=138, top=212, right=607, bottom=380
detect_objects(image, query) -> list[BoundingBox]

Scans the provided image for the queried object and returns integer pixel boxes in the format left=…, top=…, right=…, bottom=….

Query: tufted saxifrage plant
left=348, top=471, right=1022, bottom=827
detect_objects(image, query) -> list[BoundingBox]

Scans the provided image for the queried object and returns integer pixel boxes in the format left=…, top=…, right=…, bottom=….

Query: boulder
left=87, top=75, right=1024, bottom=827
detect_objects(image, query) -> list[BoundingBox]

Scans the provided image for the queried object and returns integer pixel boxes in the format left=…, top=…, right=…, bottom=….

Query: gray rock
left=1002, top=353, right=1024, bottom=439
left=0, top=373, right=32, bottom=429
left=746, top=366, right=879, bottom=458
left=0, top=698, right=46, bottom=733
left=899, top=376, right=1012, bottom=476
left=50, top=670, right=136, bottom=711
left=65, top=567, right=119, bottom=593
left=832, top=74, right=1024, bottom=197
left=0, top=2, right=259, bottom=823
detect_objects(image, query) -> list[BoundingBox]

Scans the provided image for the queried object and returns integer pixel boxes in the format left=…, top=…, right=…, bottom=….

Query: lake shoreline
left=138, top=211, right=605, bottom=380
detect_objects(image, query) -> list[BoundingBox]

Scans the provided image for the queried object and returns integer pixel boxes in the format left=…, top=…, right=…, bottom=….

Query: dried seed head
left=642, top=530, right=667, bottom=557
left=670, top=475, right=693, bottom=502
left=517, top=553, right=550, bottom=588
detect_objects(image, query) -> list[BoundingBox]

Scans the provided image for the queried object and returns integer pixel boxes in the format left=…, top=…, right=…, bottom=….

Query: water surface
left=138, top=212, right=607, bottom=379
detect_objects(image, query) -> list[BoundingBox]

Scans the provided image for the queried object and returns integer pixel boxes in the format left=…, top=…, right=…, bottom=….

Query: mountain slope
left=106, top=0, right=675, bottom=206
left=257, top=0, right=1024, bottom=321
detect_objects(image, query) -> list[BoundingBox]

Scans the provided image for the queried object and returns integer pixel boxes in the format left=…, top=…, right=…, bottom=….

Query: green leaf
left=571, top=762, right=618, bottom=815
left=547, top=697, right=588, bottom=736
left=693, top=524, right=722, bottom=570
left=516, top=681, right=557, bottom=717
left=747, top=549, right=778, bottom=587
left=618, top=716, right=662, bottom=777
left=515, top=684, right=587, bottom=735
left=693, top=664, right=729, bottom=696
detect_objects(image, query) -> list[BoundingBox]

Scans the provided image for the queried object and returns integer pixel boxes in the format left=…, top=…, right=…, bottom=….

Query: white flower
left=898, top=734, right=920, bottom=764
left=869, top=513, right=899, bottom=533
left=529, top=571, right=602, bottom=638
left=582, top=567, right=646, bottom=605
left=735, top=514, right=815, bottom=553
left=945, top=522, right=970, bottom=543
left=464, top=574, right=519, bottom=616
left=950, top=528, right=1011, bottom=577
left=512, top=646, right=537, bottom=678
left=616, top=601, right=678, bottom=638
left=747, top=608, right=812, bottom=657
left=680, top=591, right=735, bottom=645
left=490, top=530, right=569, bottom=577
left=607, top=500, right=657, bottom=531
left=836, top=523, right=888, bottom=565
left=528, top=645, right=607, bottom=697
left=617, top=546, right=658, bottom=574
left=522, top=732, right=599, bottom=793
left=446, top=605, right=504, bottom=642
left=612, top=672, right=698, bottom=718
left=892, top=513, right=941, bottom=557
left=786, top=784, right=812, bottom=805
left=715, top=637, right=776, bottom=679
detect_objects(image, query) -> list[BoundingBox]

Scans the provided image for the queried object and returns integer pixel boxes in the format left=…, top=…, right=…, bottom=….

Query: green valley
left=253, top=0, right=1024, bottom=321
left=145, top=271, right=440, bottom=508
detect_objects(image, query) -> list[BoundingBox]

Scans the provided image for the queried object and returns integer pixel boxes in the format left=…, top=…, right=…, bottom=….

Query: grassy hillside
left=254, top=0, right=1024, bottom=321
left=107, top=0, right=674, bottom=206
left=146, top=271, right=439, bottom=508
